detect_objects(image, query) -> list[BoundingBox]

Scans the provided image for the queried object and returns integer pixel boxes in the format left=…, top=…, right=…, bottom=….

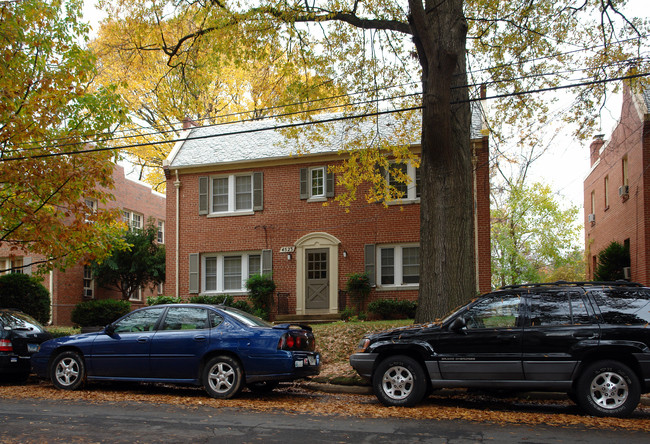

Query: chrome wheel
left=588, top=370, right=629, bottom=410
left=381, top=365, right=414, bottom=401
left=207, top=361, right=236, bottom=394
left=51, top=351, right=85, bottom=390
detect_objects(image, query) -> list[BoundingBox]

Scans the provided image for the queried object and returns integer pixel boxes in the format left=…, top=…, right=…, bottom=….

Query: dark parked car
left=0, top=308, right=52, bottom=382
left=32, top=304, right=319, bottom=398
left=350, top=281, right=650, bottom=417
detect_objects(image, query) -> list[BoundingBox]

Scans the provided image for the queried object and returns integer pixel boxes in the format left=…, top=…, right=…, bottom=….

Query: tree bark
left=410, top=0, right=476, bottom=322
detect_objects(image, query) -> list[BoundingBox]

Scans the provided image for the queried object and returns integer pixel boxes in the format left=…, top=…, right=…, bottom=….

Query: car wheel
left=51, top=351, right=85, bottom=391
left=247, top=380, right=280, bottom=394
left=203, top=355, right=243, bottom=399
left=576, top=360, right=640, bottom=417
left=373, top=355, right=427, bottom=407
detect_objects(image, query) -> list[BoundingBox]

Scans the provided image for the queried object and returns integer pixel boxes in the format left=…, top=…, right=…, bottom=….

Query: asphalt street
left=1, top=397, right=649, bottom=444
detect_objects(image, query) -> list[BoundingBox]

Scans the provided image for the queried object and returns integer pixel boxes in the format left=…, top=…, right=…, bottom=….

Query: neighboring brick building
left=584, top=84, right=650, bottom=284
left=0, top=164, right=166, bottom=325
left=163, top=112, right=491, bottom=318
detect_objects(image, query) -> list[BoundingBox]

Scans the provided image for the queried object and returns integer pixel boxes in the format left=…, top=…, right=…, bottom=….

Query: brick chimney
left=182, top=117, right=197, bottom=130
left=590, top=134, right=605, bottom=167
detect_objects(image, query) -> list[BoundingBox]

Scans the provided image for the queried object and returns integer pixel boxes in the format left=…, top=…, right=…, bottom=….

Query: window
left=0, top=257, right=28, bottom=275
left=157, top=220, right=165, bottom=244
left=622, top=156, right=629, bottom=186
left=84, top=198, right=97, bottom=222
left=528, top=292, right=592, bottom=327
left=604, top=176, right=609, bottom=209
left=129, top=287, right=142, bottom=302
left=202, top=252, right=263, bottom=293
left=83, top=266, right=94, bottom=299
left=377, top=245, right=419, bottom=287
left=590, top=190, right=595, bottom=215
left=199, top=173, right=262, bottom=216
left=122, top=210, right=143, bottom=231
left=592, top=289, right=650, bottom=324
left=463, top=293, right=521, bottom=329
left=161, top=307, right=211, bottom=330
left=300, top=167, right=334, bottom=200
left=385, top=162, right=420, bottom=202
left=113, top=307, right=165, bottom=333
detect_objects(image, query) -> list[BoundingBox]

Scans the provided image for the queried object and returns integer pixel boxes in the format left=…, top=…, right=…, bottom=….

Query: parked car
left=350, top=281, right=650, bottom=417
left=0, top=308, right=52, bottom=382
left=32, top=304, right=320, bottom=398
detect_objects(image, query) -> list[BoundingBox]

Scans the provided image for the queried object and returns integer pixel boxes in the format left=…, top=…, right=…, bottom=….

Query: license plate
left=27, top=344, right=39, bottom=353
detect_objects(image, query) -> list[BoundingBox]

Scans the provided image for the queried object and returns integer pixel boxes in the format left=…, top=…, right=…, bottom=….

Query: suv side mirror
left=449, top=316, right=467, bottom=333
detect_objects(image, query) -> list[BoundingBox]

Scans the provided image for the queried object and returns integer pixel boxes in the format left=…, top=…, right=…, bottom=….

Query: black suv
left=350, top=281, right=650, bottom=417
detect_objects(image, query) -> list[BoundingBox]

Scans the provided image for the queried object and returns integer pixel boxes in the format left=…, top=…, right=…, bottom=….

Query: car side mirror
left=449, top=316, right=467, bottom=333
left=104, top=324, right=116, bottom=336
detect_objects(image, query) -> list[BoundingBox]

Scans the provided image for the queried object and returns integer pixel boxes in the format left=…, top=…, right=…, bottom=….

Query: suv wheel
left=51, top=351, right=85, bottom=390
left=373, top=355, right=427, bottom=407
left=576, top=360, right=640, bottom=417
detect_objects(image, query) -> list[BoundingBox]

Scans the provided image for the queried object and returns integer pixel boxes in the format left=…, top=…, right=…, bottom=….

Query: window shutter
left=299, top=168, right=309, bottom=199
left=326, top=170, right=335, bottom=197
left=253, top=172, right=263, bottom=211
left=198, top=177, right=209, bottom=215
left=23, top=257, right=32, bottom=275
left=364, top=244, right=376, bottom=286
left=262, top=249, right=272, bottom=276
left=189, top=253, right=199, bottom=294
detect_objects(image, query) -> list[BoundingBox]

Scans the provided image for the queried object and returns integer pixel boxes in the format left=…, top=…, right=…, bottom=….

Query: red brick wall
left=584, top=84, right=648, bottom=284
left=166, top=149, right=491, bottom=314
left=0, top=164, right=166, bottom=326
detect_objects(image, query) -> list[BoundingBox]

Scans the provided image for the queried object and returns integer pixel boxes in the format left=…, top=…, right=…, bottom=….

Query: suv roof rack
left=499, top=280, right=643, bottom=290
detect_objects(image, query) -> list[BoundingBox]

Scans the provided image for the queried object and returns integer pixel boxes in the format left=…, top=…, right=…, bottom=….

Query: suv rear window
left=591, top=289, right=650, bottom=324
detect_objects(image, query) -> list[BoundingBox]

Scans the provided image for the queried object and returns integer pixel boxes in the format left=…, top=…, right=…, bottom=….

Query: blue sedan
left=32, top=304, right=320, bottom=398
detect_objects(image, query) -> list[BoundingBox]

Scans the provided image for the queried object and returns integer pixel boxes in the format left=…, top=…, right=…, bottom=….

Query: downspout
left=473, top=150, right=480, bottom=293
left=174, top=170, right=181, bottom=298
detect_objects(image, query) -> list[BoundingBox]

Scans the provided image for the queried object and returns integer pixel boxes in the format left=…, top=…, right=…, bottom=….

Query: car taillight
left=278, top=331, right=315, bottom=351
left=0, top=339, right=12, bottom=352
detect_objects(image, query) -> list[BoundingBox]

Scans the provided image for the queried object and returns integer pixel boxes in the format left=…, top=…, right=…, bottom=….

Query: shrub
left=246, top=274, right=276, bottom=320
left=147, top=295, right=183, bottom=305
left=340, top=307, right=356, bottom=321
left=594, top=241, right=630, bottom=281
left=189, top=294, right=234, bottom=305
left=368, top=298, right=417, bottom=320
left=0, top=273, right=50, bottom=324
left=71, top=299, right=131, bottom=327
left=46, top=326, right=79, bottom=338
left=345, top=273, right=371, bottom=313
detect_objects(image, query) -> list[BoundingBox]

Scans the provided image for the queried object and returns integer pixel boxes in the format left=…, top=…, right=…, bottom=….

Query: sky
left=81, top=0, right=647, bottom=215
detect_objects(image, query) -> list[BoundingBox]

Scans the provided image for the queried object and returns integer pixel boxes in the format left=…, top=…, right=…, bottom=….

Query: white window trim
left=83, top=265, right=94, bottom=299
left=123, top=210, right=143, bottom=231
left=376, top=244, right=420, bottom=290
left=386, top=162, right=420, bottom=204
left=157, top=220, right=165, bottom=244
left=129, top=287, right=143, bottom=302
left=208, top=174, right=254, bottom=216
left=308, top=166, right=326, bottom=200
left=201, top=251, right=262, bottom=294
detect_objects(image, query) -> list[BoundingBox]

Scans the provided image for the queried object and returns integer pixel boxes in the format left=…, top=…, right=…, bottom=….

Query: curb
left=302, top=382, right=650, bottom=406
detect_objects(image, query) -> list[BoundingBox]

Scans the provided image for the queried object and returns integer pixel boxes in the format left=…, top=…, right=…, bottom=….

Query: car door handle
left=194, top=335, right=207, bottom=342
left=137, top=337, right=148, bottom=343
left=573, top=332, right=598, bottom=339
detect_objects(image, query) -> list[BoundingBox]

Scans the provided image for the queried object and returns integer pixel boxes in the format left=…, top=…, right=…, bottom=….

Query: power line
left=2, top=71, right=649, bottom=163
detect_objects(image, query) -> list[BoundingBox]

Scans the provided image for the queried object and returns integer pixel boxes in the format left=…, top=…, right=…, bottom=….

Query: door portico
left=295, top=232, right=340, bottom=315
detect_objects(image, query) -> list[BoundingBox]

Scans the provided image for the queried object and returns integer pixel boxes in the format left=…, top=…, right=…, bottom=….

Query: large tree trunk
left=410, top=0, right=476, bottom=322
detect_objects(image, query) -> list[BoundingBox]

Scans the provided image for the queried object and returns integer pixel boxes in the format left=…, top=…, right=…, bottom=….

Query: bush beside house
left=0, top=273, right=51, bottom=324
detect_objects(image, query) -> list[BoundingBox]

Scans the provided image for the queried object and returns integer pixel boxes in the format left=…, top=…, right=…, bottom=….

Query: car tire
left=576, top=360, right=640, bottom=417
left=51, top=351, right=86, bottom=391
left=373, top=355, right=427, bottom=407
left=203, top=355, right=243, bottom=399
left=247, top=380, right=280, bottom=394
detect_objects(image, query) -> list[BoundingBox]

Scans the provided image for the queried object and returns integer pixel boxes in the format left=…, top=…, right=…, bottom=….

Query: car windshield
left=0, top=310, right=45, bottom=332
left=222, top=307, right=272, bottom=327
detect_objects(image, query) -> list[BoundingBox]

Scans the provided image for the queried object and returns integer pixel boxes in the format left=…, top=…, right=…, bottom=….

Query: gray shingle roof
left=167, top=106, right=485, bottom=169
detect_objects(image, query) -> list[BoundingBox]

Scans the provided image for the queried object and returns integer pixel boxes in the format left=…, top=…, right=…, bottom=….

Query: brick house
left=584, top=84, right=650, bottom=284
left=163, top=113, right=491, bottom=318
left=0, top=164, right=166, bottom=325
